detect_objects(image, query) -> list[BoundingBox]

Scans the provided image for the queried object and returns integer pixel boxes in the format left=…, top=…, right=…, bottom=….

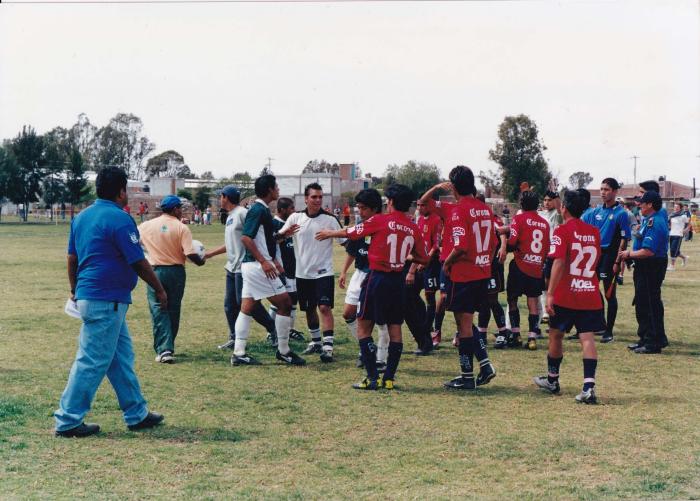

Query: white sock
left=309, top=327, right=321, bottom=344
left=269, top=305, right=278, bottom=324
left=233, top=313, right=252, bottom=356
left=276, top=314, right=292, bottom=354
left=377, top=324, right=389, bottom=364
left=346, top=317, right=358, bottom=340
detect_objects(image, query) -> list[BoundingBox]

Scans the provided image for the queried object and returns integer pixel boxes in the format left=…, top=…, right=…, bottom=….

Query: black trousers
left=632, top=258, right=668, bottom=349
left=402, top=269, right=432, bottom=350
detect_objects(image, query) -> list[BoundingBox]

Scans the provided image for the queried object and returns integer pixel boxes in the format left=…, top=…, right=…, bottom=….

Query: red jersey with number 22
left=508, top=211, right=550, bottom=278
left=548, top=218, right=603, bottom=310
left=346, top=211, right=426, bottom=272
left=449, top=197, right=496, bottom=282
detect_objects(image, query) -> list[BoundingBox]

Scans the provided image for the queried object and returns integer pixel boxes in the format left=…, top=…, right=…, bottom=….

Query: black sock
left=478, top=304, right=491, bottom=330
left=425, top=296, right=436, bottom=332
left=359, top=337, right=378, bottom=381
left=547, top=355, right=563, bottom=383
left=458, top=338, right=474, bottom=379
left=472, top=333, right=491, bottom=369
left=322, top=329, right=334, bottom=349
left=383, top=342, right=403, bottom=381
left=508, top=308, right=520, bottom=331
left=528, top=314, right=539, bottom=338
left=435, top=307, right=445, bottom=332
left=606, top=296, right=617, bottom=335
left=492, top=302, right=506, bottom=329
left=582, top=358, right=597, bottom=391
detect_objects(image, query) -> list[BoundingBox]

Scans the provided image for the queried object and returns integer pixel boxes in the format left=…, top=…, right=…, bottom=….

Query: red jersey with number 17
left=508, top=211, right=550, bottom=278
left=449, top=197, right=496, bottom=282
left=346, top=211, right=426, bottom=273
left=548, top=218, right=603, bottom=310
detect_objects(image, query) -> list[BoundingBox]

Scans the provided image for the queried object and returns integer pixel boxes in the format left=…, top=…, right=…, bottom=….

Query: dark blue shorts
left=549, top=305, right=606, bottom=334
left=597, top=248, right=617, bottom=281
left=445, top=278, right=488, bottom=314
left=543, top=257, right=554, bottom=281
left=423, top=257, right=442, bottom=292
left=358, top=271, right=404, bottom=325
left=488, top=260, right=505, bottom=293
left=506, top=260, right=544, bottom=299
left=669, top=236, right=683, bottom=258
left=439, top=265, right=448, bottom=293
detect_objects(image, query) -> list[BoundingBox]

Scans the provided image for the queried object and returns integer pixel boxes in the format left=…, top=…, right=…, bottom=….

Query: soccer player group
left=211, top=166, right=642, bottom=405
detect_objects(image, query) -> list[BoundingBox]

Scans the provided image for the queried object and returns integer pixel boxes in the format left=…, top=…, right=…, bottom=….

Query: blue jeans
left=54, top=300, right=149, bottom=431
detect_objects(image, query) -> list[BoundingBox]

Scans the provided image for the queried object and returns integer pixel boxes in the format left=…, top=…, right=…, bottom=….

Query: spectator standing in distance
left=139, top=195, right=206, bottom=363
left=667, top=202, right=689, bottom=270
left=55, top=167, right=165, bottom=437
left=343, top=205, right=351, bottom=227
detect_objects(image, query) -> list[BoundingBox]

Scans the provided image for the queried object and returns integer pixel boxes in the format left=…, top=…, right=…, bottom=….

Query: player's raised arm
left=315, top=227, right=348, bottom=241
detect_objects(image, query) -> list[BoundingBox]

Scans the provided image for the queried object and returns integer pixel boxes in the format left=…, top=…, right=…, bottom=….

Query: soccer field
left=1, top=223, right=699, bottom=500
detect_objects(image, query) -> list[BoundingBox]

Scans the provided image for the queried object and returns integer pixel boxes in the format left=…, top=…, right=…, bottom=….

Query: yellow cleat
left=527, top=338, right=537, bottom=351
left=381, top=379, right=395, bottom=390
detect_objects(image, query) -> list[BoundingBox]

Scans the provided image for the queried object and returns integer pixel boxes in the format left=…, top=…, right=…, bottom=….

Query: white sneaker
left=666, top=266, right=675, bottom=271
left=155, top=351, right=174, bottom=364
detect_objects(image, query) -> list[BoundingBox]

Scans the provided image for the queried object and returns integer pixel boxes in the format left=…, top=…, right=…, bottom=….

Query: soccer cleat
left=443, top=376, right=476, bottom=390
left=476, top=364, right=496, bottom=386
left=627, top=342, right=642, bottom=350
left=155, top=351, right=174, bottom=364
left=494, top=335, right=508, bottom=349
left=414, top=346, right=434, bottom=356
left=379, top=379, right=395, bottom=390
left=376, top=361, right=387, bottom=373
left=303, top=342, right=323, bottom=355
left=634, top=345, right=661, bottom=354
left=55, top=422, right=100, bottom=438
left=352, top=378, right=378, bottom=390
left=266, top=332, right=278, bottom=347
left=533, top=375, right=561, bottom=394
left=230, top=354, right=261, bottom=366
left=666, top=265, right=675, bottom=271
left=527, top=338, right=537, bottom=351
left=128, top=412, right=164, bottom=431
left=276, top=350, right=306, bottom=366
left=600, top=333, right=614, bottom=343
left=217, top=338, right=236, bottom=350
left=320, top=349, right=334, bottom=363
left=540, top=314, right=549, bottom=324
left=431, top=330, right=442, bottom=348
left=289, top=329, right=305, bottom=341
left=507, top=332, right=522, bottom=348
left=575, top=388, right=598, bottom=404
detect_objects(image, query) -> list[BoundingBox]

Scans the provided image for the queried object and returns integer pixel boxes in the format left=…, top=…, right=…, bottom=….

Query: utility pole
left=266, top=157, right=274, bottom=171
left=630, top=156, right=639, bottom=185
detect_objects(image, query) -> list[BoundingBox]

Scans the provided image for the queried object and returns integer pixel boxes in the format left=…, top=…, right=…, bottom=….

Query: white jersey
left=280, top=209, right=345, bottom=279
left=538, top=208, right=562, bottom=239
left=669, top=213, right=689, bottom=237
left=224, top=205, right=247, bottom=273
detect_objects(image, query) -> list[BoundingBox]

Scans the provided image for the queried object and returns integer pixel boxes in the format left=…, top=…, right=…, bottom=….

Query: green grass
left=1, top=222, right=699, bottom=500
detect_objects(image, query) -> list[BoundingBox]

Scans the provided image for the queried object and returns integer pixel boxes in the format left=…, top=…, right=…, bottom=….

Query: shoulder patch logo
left=551, top=235, right=562, bottom=246
left=647, top=218, right=654, bottom=228
left=130, top=232, right=139, bottom=244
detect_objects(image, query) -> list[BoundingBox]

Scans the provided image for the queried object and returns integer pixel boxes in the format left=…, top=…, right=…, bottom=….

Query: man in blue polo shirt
left=582, top=178, right=630, bottom=343
left=55, top=167, right=167, bottom=437
left=618, top=190, right=669, bottom=354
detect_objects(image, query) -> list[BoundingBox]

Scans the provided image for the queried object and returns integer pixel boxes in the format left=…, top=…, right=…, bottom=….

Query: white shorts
left=344, top=270, right=368, bottom=306
left=284, top=277, right=297, bottom=294
left=241, top=261, right=287, bottom=300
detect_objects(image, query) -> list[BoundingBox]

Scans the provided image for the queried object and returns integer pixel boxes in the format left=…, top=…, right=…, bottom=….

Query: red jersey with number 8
left=548, top=218, right=603, bottom=310
left=346, top=211, right=426, bottom=272
left=449, top=197, right=496, bottom=282
left=508, top=211, right=550, bottom=278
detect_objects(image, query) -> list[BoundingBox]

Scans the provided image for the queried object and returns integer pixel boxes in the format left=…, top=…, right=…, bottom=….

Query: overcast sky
left=1, top=0, right=698, bottom=188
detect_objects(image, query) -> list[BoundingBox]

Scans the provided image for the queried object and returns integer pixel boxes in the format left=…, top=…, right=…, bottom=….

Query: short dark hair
left=544, top=190, right=559, bottom=199
left=277, top=197, right=294, bottom=211
left=355, top=188, right=382, bottom=212
left=96, top=167, right=128, bottom=201
left=563, top=190, right=588, bottom=218
left=576, top=188, right=591, bottom=208
left=520, top=190, right=539, bottom=211
left=304, top=182, right=323, bottom=196
left=384, top=183, right=414, bottom=212
left=639, top=180, right=660, bottom=192
left=601, top=177, right=621, bottom=190
left=448, top=165, right=475, bottom=196
left=255, top=175, right=276, bottom=198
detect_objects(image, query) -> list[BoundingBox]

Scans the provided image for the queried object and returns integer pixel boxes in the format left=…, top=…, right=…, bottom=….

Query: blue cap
left=639, top=190, right=661, bottom=204
left=160, top=195, right=182, bottom=210
left=218, top=185, right=241, bottom=203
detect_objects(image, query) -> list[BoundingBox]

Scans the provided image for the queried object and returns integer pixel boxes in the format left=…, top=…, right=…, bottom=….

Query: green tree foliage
left=93, top=113, right=155, bottom=179
left=0, top=146, right=20, bottom=222
left=146, top=150, right=188, bottom=178
left=303, top=160, right=339, bottom=175
left=69, top=113, right=98, bottom=167
left=200, top=170, right=215, bottom=180
left=177, top=189, right=193, bottom=200
left=7, top=126, right=46, bottom=221
left=194, top=186, right=213, bottom=211
left=568, top=171, right=594, bottom=189
left=384, top=161, right=441, bottom=198
left=64, top=146, right=92, bottom=215
left=488, top=114, right=552, bottom=201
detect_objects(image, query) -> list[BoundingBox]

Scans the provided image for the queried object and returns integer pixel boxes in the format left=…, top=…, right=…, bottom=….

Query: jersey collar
left=255, top=198, right=269, bottom=208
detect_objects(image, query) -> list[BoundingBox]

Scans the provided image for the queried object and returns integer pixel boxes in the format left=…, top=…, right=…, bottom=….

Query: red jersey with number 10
left=449, top=197, right=496, bottom=282
left=548, top=218, right=603, bottom=310
left=508, top=211, right=550, bottom=278
left=346, top=211, right=426, bottom=272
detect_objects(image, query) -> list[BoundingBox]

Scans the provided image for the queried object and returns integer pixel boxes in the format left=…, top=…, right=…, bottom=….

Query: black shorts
left=358, top=271, right=404, bottom=325
left=423, top=257, right=442, bottom=292
left=506, top=260, right=544, bottom=299
left=597, top=248, right=617, bottom=281
left=669, top=236, right=683, bottom=258
left=296, top=276, right=334, bottom=311
left=488, top=261, right=505, bottom=293
left=549, top=305, right=606, bottom=334
left=543, top=257, right=554, bottom=281
left=445, top=278, right=488, bottom=314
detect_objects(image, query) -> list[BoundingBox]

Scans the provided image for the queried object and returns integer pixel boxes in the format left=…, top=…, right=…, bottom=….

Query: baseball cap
left=218, top=185, right=241, bottom=203
left=160, top=195, right=182, bottom=210
left=638, top=191, right=661, bottom=204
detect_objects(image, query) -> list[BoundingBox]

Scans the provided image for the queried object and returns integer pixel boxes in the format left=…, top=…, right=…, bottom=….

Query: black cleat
left=494, top=334, right=508, bottom=349
left=444, top=376, right=476, bottom=390
left=217, top=338, right=236, bottom=350
left=230, top=354, right=262, bottom=366
left=627, top=342, right=642, bottom=351
left=319, top=350, right=334, bottom=363
left=600, top=333, right=614, bottom=343
left=55, top=422, right=100, bottom=438
left=276, top=350, right=306, bottom=366
left=476, top=364, right=496, bottom=386
left=352, top=378, right=378, bottom=390
left=507, top=332, right=522, bottom=348
left=634, top=345, right=661, bottom=354
left=128, top=412, right=164, bottom=431
left=289, top=329, right=305, bottom=341
left=303, top=343, right=323, bottom=355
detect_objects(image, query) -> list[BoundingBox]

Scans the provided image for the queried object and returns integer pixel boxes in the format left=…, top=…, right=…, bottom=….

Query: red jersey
left=346, top=211, right=427, bottom=273
left=449, top=197, right=496, bottom=282
left=548, top=218, right=603, bottom=310
left=416, top=213, right=441, bottom=259
left=508, top=211, right=550, bottom=278
left=428, top=199, right=457, bottom=262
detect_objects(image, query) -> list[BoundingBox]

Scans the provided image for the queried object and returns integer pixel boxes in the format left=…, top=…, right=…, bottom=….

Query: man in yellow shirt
left=139, top=195, right=206, bottom=363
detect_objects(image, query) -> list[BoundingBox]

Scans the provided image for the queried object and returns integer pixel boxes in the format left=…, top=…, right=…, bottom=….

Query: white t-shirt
left=280, top=209, right=345, bottom=279
left=224, top=205, right=247, bottom=273
left=538, top=209, right=562, bottom=238
left=669, top=213, right=689, bottom=237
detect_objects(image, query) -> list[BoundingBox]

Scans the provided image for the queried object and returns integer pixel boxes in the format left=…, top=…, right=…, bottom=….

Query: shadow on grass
left=102, top=425, right=249, bottom=443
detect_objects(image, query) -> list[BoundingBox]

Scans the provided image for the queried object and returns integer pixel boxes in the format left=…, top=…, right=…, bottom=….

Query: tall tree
left=0, top=146, right=19, bottom=222
left=64, top=146, right=92, bottom=218
left=302, top=159, right=339, bottom=175
left=43, top=127, right=72, bottom=219
left=7, top=126, right=46, bottom=221
left=259, top=165, right=273, bottom=177
left=200, top=170, right=215, bottom=180
left=488, top=114, right=552, bottom=201
left=93, top=113, right=155, bottom=179
left=568, top=171, right=593, bottom=189
left=384, top=160, right=441, bottom=197
left=193, top=186, right=213, bottom=211
left=146, top=150, right=187, bottom=178
left=69, top=113, right=98, bottom=167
